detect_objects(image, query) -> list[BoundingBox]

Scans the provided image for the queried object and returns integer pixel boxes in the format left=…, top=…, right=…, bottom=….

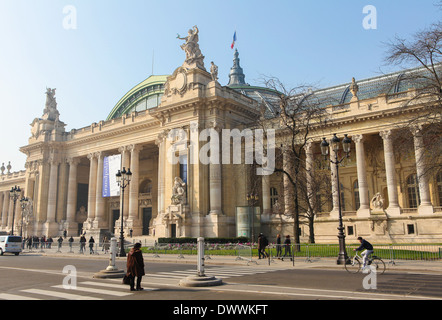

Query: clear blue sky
left=0, top=0, right=440, bottom=170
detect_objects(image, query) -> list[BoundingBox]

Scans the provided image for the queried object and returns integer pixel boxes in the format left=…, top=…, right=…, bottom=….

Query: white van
left=0, top=236, right=22, bottom=256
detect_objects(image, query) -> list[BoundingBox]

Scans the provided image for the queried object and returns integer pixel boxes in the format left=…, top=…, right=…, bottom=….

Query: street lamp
left=9, top=186, right=21, bottom=236
left=321, top=134, right=351, bottom=265
left=116, top=167, right=132, bottom=257
left=246, top=193, right=259, bottom=243
left=19, top=197, right=30, bottom=237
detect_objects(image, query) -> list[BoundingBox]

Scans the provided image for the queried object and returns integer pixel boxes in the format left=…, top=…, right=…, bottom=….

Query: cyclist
left=354, top=237, right=374, bottom=269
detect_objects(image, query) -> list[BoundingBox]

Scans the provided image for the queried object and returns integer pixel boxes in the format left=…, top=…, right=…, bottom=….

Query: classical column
left=209, top=122, right=223, bottom=215
left=128, top=144, right=142, bottom=233
left=7, top=196, right=14, bottom=231
left=2, top=191, right=10, bottom=230
left=0, top=192, right=5, bottom=230
left=412, top=127, right=433, bottom=214
left=46, top=159, right=59, bottom=224
left=353, top=134, right=371, bottom=217
left=379, top=130, right=401, bottom=216
left=87, top=153, right=98, bottom=224
left=262, top=174, right=271, bottom=216
left=56, top=161, right=68, bottom=223
left=94, top=152, right=107, bottom=228
left=66, top=157, right=80, bottom=235
left=155, top=132, right=167, bottom=215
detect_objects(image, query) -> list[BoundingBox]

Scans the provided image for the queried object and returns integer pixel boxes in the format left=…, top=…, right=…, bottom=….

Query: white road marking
left=51, top=285, right=132, bottom=297
left=22, top=288, right=102, bottom=300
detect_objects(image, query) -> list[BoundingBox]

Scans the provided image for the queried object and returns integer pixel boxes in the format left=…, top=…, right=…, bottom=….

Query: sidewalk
left=31, top=247, right=442, bottom=274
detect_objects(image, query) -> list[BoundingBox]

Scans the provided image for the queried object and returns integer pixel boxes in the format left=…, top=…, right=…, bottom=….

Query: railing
left=21, top=241, right=114, bottom=255
left=20, top=240, right=442, bottom=265
left=140, top=242, right=442, bottom=264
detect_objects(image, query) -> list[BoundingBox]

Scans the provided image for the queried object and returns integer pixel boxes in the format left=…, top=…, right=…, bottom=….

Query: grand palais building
left=1, top=28, right=441, bottom=244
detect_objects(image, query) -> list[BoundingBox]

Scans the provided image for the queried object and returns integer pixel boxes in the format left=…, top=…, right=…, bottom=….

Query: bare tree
left=255, top=77, right=332, bottom=247
left=384, top=22, right=442, bottom=179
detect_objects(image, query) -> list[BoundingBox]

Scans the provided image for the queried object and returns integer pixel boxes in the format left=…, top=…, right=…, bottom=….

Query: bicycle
left=344, top=251, right=386, bottom=275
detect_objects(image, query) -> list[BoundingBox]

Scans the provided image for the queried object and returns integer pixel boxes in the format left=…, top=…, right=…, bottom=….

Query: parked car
left=0, top=236, right=22, bottom=256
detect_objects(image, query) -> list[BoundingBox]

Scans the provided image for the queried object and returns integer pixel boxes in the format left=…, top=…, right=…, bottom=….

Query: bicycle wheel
left=344, top=257, right=361, bottom=274
left=370, top=257, right=386, bottom=275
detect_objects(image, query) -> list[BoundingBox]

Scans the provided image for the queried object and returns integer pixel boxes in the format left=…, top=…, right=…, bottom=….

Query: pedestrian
left=33, top=236, right=39, bottom=249
left=57, top=236, right=63, bottom=251
left=79, top=234, right=86, bottom=253
left=47, top=237, right=53, bottom=249
left=282, top=235, right=292, bottom=261
left=63, top=229, right=67, bottom=239
left=276, top=234, right=282, bottom=259
left=257, top=233, right=269, bottom=259
left=89, top=236, right=95, bottom=254
left=68, top=236, right=74, bottom=251
left=126, top=242, right=145, bottom=291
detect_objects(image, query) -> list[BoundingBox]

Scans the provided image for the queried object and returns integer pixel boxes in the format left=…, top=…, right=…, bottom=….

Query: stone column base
left=42, top=221, right=59, bottom=237
left=418, top=205, right=434, bottom=215
left=386, top=206, right=401, bottom=217
left=63, top=221, right=79, bottom=237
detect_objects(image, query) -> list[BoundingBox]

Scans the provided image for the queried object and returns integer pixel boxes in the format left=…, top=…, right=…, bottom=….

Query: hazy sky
left=0, top=0, right=440, bottom=170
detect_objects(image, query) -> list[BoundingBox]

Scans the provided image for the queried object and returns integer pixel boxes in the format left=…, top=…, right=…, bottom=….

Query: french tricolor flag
left=231, top=31, right=237, bottom=49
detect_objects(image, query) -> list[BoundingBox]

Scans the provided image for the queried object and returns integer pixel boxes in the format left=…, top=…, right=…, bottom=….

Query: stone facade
left=0, top=28, right=441, bottom=244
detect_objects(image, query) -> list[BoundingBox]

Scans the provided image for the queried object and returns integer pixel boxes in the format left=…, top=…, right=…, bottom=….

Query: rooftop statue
left=177, top=26, right=205, bottom=70
left=210, top=61, right=219, bottom=81
left=43, top=87, right=60, bottom=121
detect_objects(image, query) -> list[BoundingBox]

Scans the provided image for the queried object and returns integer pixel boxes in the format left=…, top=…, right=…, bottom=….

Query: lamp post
left=116, top=167, right=132, bottom=257
left=246, top=193, right=259, bottom=243
left=19, top=197, right=29, bottom=237
left=321, top=134, right=351, bottom=265
left=9, top=186, right=21, bottom=236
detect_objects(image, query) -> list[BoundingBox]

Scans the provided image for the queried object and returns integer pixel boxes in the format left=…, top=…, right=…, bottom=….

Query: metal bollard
left=197, top=237, right=205, bottom=277
left=106, top=238, right=118, bottom=271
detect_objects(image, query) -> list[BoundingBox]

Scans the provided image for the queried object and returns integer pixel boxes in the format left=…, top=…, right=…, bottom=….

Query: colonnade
left=0, top=128, right=437, bottom=237
left=262, top=130, right=435, bottom=219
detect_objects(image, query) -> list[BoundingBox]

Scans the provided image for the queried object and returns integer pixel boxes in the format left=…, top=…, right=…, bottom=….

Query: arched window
left=353, top=180, right=360, bottom=210
left=270, top=187, right=278, bottom=209
left=139, top=179, right=152, bottom=194
left=437, top=171, right=442, bottom=206
left=407, top=174, right=420, bottom=208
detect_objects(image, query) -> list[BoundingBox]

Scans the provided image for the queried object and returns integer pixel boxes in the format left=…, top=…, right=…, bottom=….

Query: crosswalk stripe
left=147, top=267, right=292, bottom=280
left=151, top=272, right=189, bottom=278
left=175, top=270, right=259, bottom=275
left=0, top=293, right=41, bottom=300
left=22, top=288, right=102, bottom=300
left=80, top=281, right=159, bottom=291
left=80, top=281, right=129, bottom=290
left=51, top=285, right=132, bottom=297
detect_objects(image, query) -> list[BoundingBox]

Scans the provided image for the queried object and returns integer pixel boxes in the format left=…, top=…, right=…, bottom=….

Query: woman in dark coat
left=126, top=243, right=145, bottom=291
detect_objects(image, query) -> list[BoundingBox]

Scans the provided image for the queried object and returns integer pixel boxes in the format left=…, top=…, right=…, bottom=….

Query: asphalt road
left=0, top=254, right=441, bottom=307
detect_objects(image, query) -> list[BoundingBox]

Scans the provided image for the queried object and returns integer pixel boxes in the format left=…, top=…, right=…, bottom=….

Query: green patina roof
left=106, top=75, right=168, bottom=120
